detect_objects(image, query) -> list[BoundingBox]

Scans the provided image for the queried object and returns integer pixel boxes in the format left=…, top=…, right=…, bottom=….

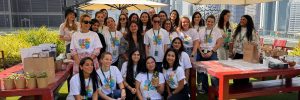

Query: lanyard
left=146, top=72, right=151, bottom=91
left=205, top=28, right=213, bottom=43
left=84, top=78, right=91, bottom=99
left=109, top=31, right=117, bottom=45
left=100, top=67, right=112, bottom=90
left=153, top=29, right=160, bottom=44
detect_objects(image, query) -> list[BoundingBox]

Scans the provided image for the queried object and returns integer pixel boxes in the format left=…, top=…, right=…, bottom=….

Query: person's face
left=106, top=18, right=116, bottom=29
left=181, top=18, right=190, bottom=30
left=119, top=15, right=127, bottom=24
left=240, top=17, right=248, bottom=27
left=152, top=17, right=161, bottom=28
left=194, top=14, right=201, bottom=24
left=141, top=14, right=149, bottom=23
left=101, top=54, right=112, bottom=67
left=224, top=13, right=231, bottom=22
left=131, top=15, right=138, bottom=22
left=130, top=23, right=138, bottom=33
left=149, top=9, right=156, bottom=16
left=80, top=59, right=94, bottom=75
left=146, top=58, right=156, bottom=71
left=206, top=18, right=215, bottom=28
left=159, top=13, right=167, bottom=22
left=170, top=11, right=177, bottom=20
left=102, top=10, right=108, bottom=18
left=81, top=17, right=91, bottom=30
left=131, top=51, right=140, bottom=63
left=172, top=39, right=182, bottom=50
left=96, top=13, right=105, bottom=22
left=92, top=22, right=100, bottom=32
left=166, top=51, right=176, bottom=65
left=164, top=21, right=172, bottom=32
left=67, top=13, right=76, bottom=21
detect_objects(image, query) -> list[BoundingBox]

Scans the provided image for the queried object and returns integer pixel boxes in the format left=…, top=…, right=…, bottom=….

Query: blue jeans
left=196, top=52, right=219, bottom=93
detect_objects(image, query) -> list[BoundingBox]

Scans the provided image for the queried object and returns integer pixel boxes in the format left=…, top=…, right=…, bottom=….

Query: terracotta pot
left=27, top=78, right=37, bottom=89
left=37, top=78, right=48, bottom=88
left=3, top=78, right=15, bottom=90
left=15, top=78, right=26, bottom=89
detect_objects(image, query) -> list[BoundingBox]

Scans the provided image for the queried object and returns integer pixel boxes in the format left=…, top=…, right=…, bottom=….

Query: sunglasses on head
left=153, top=20, right=160, bottom=23
left=83, top=21, right=91, bottom=24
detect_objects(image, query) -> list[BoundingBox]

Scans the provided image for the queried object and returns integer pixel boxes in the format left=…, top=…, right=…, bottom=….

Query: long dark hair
left=159, top=10, right=168, bottom=22
left=192, top=11, right=205, bottom=27
left=233, top=15, right=255, bottom=42
left=125, top=49, right=144, bottom=87
left=127, top=21, right=146, bottom=58
left=78, top=57, right=101, bottom=97
left=163, top=48, right=180, bottom=71
left=89, top=19, right=99, bottom=32
left=129, top=13, right=139, bottom=22
left=117, top=14, right=129, bottom=31
left=170, top=10, right=180, bottom=27
left=141, top=56, right=159, bottom=73
left=100, top=9, right=108, bottom=25
left=170, top=37, right=185, bottom=56
left=162, top=19, right=174, bottom=33
left=218, top=9, right=231, bottom=30
left=139, top=12, right=152, bottom=31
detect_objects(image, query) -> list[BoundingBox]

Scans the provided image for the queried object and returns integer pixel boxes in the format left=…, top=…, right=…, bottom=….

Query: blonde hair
left=177, top=16, right=192, bottom=32
left=80, top=14, right=91, bottom=23
left=64, top=15, right=78, bottom=31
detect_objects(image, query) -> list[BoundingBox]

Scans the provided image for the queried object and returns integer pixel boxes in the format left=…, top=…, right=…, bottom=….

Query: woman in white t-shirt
left=67, top=57, right=107, bottom=100
left=103, top=17, right=123, bottom=66
left=94, top=11, right=109, bottom=35
left=176, top=16, right=200, bottom=60
left=139, top=12, right=152, bottom=36
left=144, top=14, right=170, bottom=71
left=117, top=14, right=129, bottom=36
left=59, top=9, right=79, bottom=53
left=136, top=56, right=165, bottom=100
left=197, top=15, right=223, bottom=94
left=162, top=48, right=189, bottom=100
left=162, top=19, right=178, bottom=43
left=121, top=49, right=143, bottom=100
left=191, top=11, right=205, bottom=33
left=170, top=37, right=192, bottom=81
left=97, top=52, right=126, bottom=99
left=70, top=14, right=103, bottom=74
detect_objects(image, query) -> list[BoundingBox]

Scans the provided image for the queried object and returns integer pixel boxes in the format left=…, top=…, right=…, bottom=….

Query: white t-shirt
left=178, top=28, right=199, bottom=48
left=96, top=66, right=123, bottom=95
left=59, top=22, right=80, bottom=45
left=67, top=74, right=100, bottom=100
left=199, top=27, right=223, bottom=51
left=193, top=25, right=205, bottom=33
left=70, top=31, right=103, bottom=54
left=121, top=61, right=137, bottom=78
left=103, top=30, right=123, bottom=63
left=135, top=72, right=165, bottom=100
left=163, top=67, right=186, bottom=89
left=98, top=25, right=109, bottom=34
left=179, top=52, right=192, bottom=70
left=144, top=28, right=170, bottom=62
left=169, top=32, right=179, bottom=42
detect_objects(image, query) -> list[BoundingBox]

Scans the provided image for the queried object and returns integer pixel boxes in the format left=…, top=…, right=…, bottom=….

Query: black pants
left=168, top=84, right=190, bottom=100
left=66, top=44, right=71, bottom=53
left=233, top=53, right=250, bottom=85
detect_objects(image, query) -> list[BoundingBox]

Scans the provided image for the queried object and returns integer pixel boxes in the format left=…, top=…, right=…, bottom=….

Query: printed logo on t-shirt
left=143, top=80, right=155, bottom=91
left=85, top=85, right=93, bottom=98
left=166, top=71, right=176, bottom=88
left=153, top=35, right=162, bottom=45
left=103, top=76, right=116, bottom=90
left=79, top=38, right=91, bottom=49
left=111, top=36, right=120, bottom=47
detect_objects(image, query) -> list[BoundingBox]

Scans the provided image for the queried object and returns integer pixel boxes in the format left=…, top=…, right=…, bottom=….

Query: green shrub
left=0, top=26, right=65, bottom=67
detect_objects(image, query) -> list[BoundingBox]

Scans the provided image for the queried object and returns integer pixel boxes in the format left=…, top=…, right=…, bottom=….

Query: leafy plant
left=5, top=73, right=18, bottom=79
left=25, top=72, right=36, bottom=79
left=36, top=72, right=47, bottom=78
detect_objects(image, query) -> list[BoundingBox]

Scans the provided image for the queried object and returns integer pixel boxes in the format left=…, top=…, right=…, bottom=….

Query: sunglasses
left=153, top=20, right=160, bottom=23
left=120, top=18, right=126, bottom=20
left=83, top=21, right=91, bottom=24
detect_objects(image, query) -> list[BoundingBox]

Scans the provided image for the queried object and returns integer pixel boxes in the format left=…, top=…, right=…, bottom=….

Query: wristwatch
left=191, top=55, right=194, bottom=57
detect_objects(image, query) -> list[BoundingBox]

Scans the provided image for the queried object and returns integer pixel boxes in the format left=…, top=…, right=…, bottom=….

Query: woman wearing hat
left=59, top=9, right=80, bottom=53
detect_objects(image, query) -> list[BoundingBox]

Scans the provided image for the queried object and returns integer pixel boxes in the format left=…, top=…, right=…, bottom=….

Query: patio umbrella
left=184, top=0, right=280, bottom=5
left=79, top=0, right=168, bottom=10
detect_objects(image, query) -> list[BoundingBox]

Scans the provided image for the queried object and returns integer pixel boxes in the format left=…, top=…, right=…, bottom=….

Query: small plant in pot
left=14, top=73, right=26, bottom=89
left=3, top=74, right=16, bottom=90
left=36, top=72, right=48, bottom=88
left=25, top=72, right=37, bottom=89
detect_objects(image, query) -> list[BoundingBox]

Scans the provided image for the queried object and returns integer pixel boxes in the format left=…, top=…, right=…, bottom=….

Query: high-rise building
left=288, top=0, right=300, bottom=34
left=0, top=0, right=66, bottom=28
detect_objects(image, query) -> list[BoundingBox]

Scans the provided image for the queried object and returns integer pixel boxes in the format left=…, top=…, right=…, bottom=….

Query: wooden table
left=193, top=61, right=300, bottom=100
left=0, top=63, right=73, bottom=100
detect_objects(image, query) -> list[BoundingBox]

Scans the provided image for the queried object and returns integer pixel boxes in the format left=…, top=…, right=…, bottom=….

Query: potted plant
left=25, top=72, right=36, bottom=89
left=36, top=72, right=48, bottom=88
left=3, top=74, right=16, bottom=90
left=14, top=73, right=26, bottom=89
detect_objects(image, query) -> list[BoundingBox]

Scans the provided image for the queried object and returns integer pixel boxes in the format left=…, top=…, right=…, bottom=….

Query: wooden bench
left=208, top=77, right=300, bottom=100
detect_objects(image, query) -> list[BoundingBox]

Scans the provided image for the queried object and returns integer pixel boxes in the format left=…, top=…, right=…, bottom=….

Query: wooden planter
left=27, top=78, right=37, bottom=89
left=37, top=78, right=47, bottom=88
left=15, top=78, right=26, bottom=89
left=3, top=78, right=15, bottom=90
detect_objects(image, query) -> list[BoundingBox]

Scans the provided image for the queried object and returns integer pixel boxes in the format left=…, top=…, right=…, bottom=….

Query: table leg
left=42, top=91, right=54, bottom=100
left=219, top=77, right=229, bottom=100
left=286, top=78, right=292, bottom=87
left=190, top=68, right=196, bottom=100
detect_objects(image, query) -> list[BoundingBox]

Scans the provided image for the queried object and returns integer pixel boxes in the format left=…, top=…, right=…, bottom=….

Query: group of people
left=59, top=8, right=260, bottom=100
